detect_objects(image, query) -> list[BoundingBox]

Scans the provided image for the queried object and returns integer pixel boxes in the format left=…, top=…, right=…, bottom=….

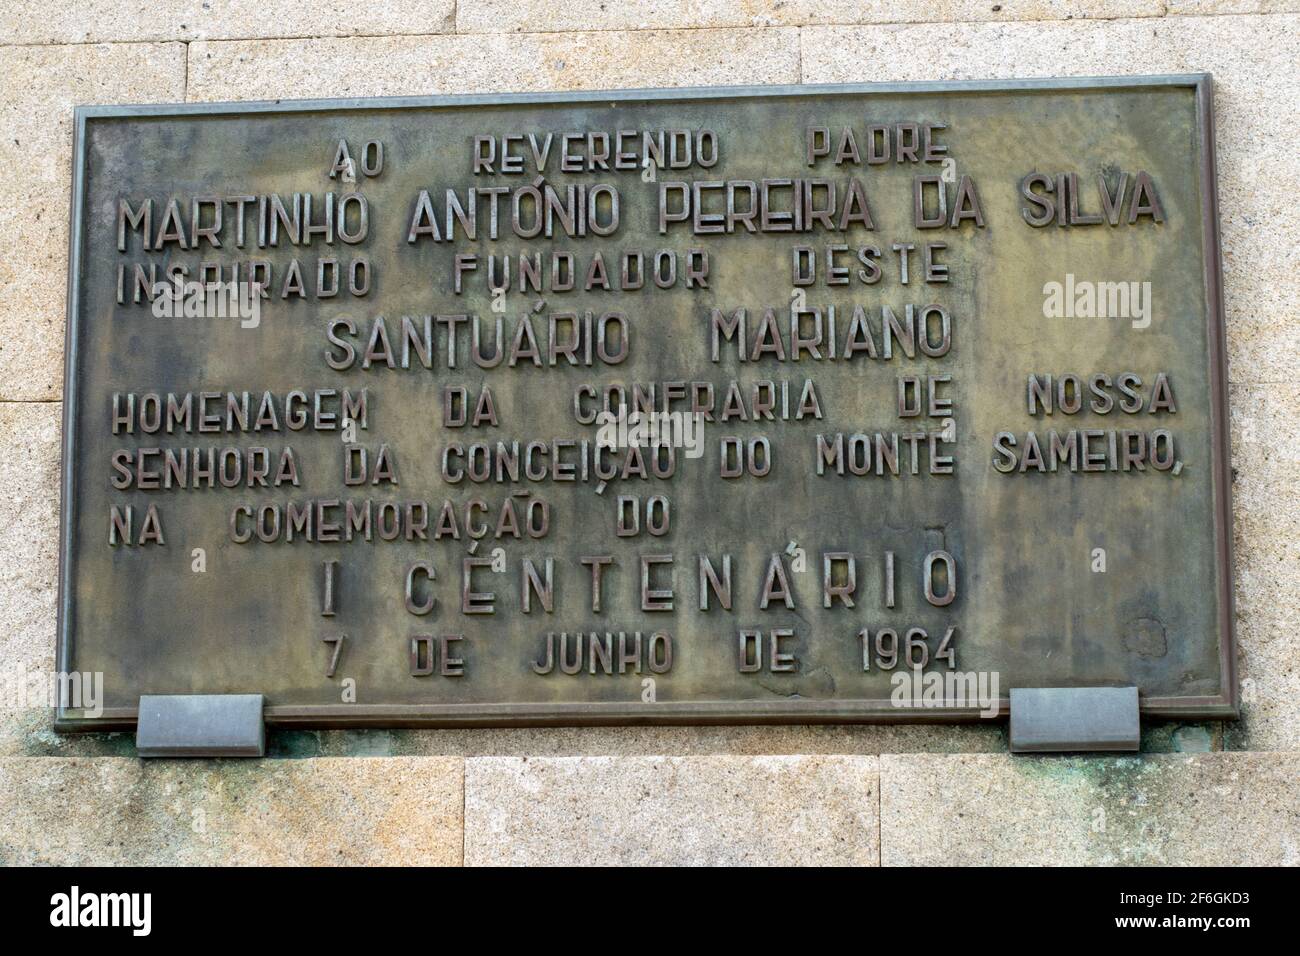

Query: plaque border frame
left=55, top=75, right=1237, bottom=731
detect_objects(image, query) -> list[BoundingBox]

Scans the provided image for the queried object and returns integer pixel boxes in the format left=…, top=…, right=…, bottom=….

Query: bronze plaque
left=57, top=77, right=1236, bottom=730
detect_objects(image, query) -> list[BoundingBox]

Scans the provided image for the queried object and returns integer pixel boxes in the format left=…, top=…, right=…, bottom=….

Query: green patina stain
left=1008, top=751, right=1208, bottom=864
left=1141, top=720, right=1222, bottom=753
left=266, top=730, right=323, bottom=758
left=18, top=710, right=135, bottom=757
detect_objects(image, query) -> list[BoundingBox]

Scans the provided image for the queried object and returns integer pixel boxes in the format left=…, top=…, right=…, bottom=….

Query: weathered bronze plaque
left=57, top=77, right=1236, bottom=730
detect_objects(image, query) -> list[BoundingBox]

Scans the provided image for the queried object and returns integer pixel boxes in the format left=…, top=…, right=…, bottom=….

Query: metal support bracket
left=1009, top=687, right=1140, bottom=753
left=136, top=694, right=265, bottom=758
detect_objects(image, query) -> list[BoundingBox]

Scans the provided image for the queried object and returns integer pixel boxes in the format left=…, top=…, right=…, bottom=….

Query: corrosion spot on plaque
left=1123, top=617, right=1168, bottom=658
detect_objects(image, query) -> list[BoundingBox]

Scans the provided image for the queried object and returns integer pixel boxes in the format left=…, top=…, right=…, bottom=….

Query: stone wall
left=1, top=1, right=1296, bottom=865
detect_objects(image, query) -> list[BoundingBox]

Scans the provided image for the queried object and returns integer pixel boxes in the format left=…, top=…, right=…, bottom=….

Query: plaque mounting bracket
left=1009, top=687, right=1140, bottom=753
left=135, top=694, right=266, bottom=758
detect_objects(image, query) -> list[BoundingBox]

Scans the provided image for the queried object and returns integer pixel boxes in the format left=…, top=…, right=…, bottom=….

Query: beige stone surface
left=285, top=723, right=1004, bottom=758
left=0, top=756, right=463, bottom=864
left=881, top=751, right=1300, bottom=865
left=0, top=403, right=62, bottom=751
left=26, top=720, right=1231, bottom=760
left=0, top=0, right=454, bottom=45
left=0, top=403, right=60, bottom=670
left=0, top=43, right=187, bottom=402
left=464, top=755, right=879, bottom=865
left=1228, top=383, right=1300, bottom=751
left=455, top=0, right=1161, bottom=34
left=802, top=14, right=1300, bottom=389
left=187, top=28, right=800, bottom=102
left=1169, top=1, right=1300, bottom=14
